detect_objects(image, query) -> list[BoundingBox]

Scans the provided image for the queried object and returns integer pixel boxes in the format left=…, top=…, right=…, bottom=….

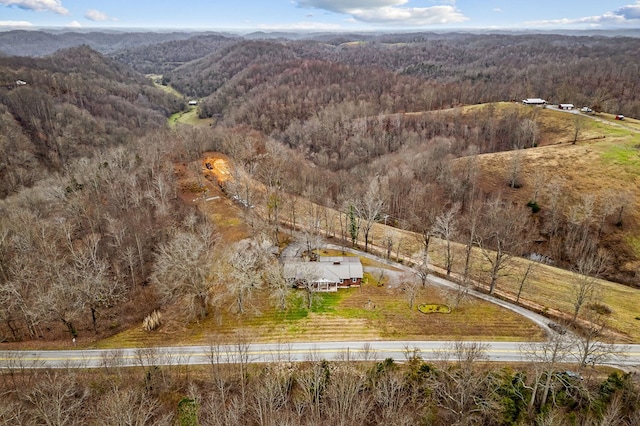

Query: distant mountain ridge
left=0, top=30, right=228, bottom=57
left=2, top=28, right=639, bottom=59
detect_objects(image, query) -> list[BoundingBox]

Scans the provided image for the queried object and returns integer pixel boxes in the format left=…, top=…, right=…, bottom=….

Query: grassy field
left=145, top=74, right=215, bottom=128
left=96, top=276, right=545, bottom=349
left=168, top=107, right=214, bottom=127
left=147, top=74, right=183, bottom=98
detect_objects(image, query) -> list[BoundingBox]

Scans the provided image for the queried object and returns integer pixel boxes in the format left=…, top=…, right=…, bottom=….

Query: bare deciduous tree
left=570, top=247, right=607, bottom=323
left=520, top=332, right=572, bottom=411
left=431, top=341, right=491, bottom=425
left=296, top=360, right=331, bottom=421
left=572, top=114, right=587, bottom=144
left=24, top=372, right=88, bottom=426
left=432, top=204, right=459, bottom=276
left=373, top=368, right=413, bottom=425
left=294, top=260, right=322, bottom=309
left=150, top=216, right=217, bottom=320
left=226, top=238, right=271, bottom=314
left=508, top=149, right=522, bottom=189
left=462, top=200, right=481, bottom=286
left=573, top=309, right=627, bottom=369
left=401, top=273, right=421, bottom=310
left=94, top=387, right=171, bottom=426
left=354, top=179, right=385, bottom=253
left=518, top=118, right=539, bottom=149
left=324, top=365, right=370, bottom=426
left=476, top=200, right=528, bottom=294
left=516, top=259, right=537, bottom=304
left=70, top=233, right=123, bottom=333
left=250, top=364, right=292, bottom=426
left=264, top=261, right=292, bottom=311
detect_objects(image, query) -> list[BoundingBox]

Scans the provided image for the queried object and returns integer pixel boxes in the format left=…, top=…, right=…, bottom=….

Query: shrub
left=417, top=304, right=451, bottom=314
left=142, top=310, right=162, bottom=331
left=587, top=302, right=613, bottom=316
left=526, top=200, right=541, bottom=213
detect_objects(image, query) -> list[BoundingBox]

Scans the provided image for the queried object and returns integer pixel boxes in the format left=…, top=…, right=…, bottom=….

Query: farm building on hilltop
left=283, top=257, right=363, bottom=292
left=558, top=103, right=575, bottom=110
left=522, top=98, right=547, bottom=105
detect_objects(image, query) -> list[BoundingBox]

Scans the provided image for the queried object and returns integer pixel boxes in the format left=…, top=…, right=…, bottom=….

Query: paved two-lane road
left=1, top=341, right=638, bottom=371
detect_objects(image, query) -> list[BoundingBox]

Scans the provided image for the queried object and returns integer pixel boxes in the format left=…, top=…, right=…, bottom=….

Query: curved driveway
left=324, top=244, right=563, bottom=337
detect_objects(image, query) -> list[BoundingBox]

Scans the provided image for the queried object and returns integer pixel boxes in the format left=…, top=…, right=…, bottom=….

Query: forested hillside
left=166, top=34, right=640, bottom=117
left=111, top=34, right=238, bottom=74
left=0, top=46, right=218, bottom=342
left=159, top=33, right=640, bottom=285
left=0, top=46, right=183, bottom=197
left=1, top=28, right=640, bottom=426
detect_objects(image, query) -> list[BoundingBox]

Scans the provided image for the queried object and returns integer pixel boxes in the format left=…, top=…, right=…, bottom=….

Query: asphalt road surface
left=1, top=341, right=638, bottom=370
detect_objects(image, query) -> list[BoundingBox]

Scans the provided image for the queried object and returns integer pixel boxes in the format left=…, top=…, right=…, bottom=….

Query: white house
left=522, top=98, right=547, bottom=105
left=188, top=100, right=198, bottom=106
left=558, top=103, right=575, bottom=110
left=283, top=257, right=364, bottom=292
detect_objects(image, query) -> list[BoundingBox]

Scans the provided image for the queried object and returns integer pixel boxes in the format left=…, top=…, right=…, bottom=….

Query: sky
left=1, top=0, right=640, bottom=32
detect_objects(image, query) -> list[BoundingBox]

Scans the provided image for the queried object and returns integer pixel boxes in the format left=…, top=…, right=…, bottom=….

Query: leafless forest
left=1, top=30, right=640, bottom=424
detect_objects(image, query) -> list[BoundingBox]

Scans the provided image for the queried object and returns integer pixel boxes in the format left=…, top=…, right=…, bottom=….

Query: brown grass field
left=97, top=275, right=546, bottom=348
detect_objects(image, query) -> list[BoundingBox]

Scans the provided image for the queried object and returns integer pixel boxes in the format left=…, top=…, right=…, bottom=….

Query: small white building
left=188, top=100, right=198, bottom=106
left=522, top=98, right=547, bottom=105
left=558, top=103, right=575, bottom=110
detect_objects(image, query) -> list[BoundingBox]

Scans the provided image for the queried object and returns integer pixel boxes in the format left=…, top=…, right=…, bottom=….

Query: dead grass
left=96, top=279, right=544, bottom=348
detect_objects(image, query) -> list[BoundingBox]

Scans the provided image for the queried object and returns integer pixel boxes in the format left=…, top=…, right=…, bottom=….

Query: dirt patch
left=174, top=153, right=250, bottom=243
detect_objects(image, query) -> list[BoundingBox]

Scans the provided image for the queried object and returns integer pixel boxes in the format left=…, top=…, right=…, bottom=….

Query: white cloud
left=66, top=20, right=81, bottom=28
left=614, top=1, right=640, bottom=19
left=493, top=8, right=502, bottom=13
left=0, top=20, right=33, bottom=26
left=0, top=0, right=68, bottom=15
left=297, top=0, right=407, bottom=13
left=296, top=0, right=468, bottom=26
left=350, top=5, right=467, bottom=25
left=85, top=9, right=115, bottom=22
left=526, top=1, right=640, bottom=27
